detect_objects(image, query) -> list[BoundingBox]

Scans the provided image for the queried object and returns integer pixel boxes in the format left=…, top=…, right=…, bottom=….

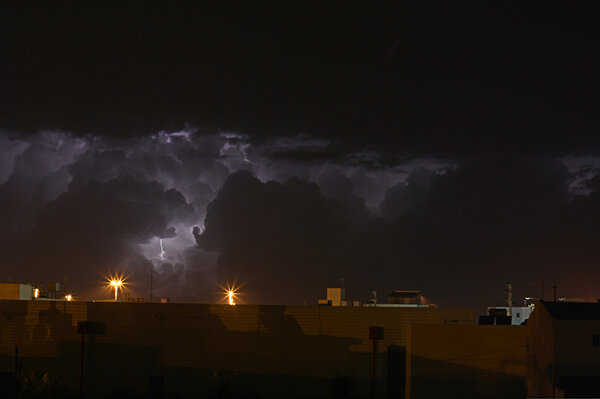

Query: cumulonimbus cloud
left=1, top=129, right=600, bottom=308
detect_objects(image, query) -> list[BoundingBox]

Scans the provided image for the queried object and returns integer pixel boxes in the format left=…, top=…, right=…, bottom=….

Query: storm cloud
left=197, top=154, right=600, bottom=308
left=0, top=129, right=419, bottom=302
left=1, top=129, right=600, bottom=308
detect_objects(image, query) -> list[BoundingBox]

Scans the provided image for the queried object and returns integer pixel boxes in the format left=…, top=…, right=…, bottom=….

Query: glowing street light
left=221, top=284, right=240, bottom=306
left=65, top=294, right=73, bottom=301
left=109, top=279, right=123, bottom=301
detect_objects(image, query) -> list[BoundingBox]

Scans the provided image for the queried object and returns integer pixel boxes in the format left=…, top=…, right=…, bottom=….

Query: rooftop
left=542, top=300, right=600, bottom=320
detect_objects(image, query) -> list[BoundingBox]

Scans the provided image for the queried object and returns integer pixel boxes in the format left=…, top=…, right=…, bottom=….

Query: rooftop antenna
left=505, top=282, right=513, bottom=316
left=369, top=288, right=377, bottom=305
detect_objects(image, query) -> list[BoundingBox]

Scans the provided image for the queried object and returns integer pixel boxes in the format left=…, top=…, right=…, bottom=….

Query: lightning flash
left=159, top=238, right=166, bottom=259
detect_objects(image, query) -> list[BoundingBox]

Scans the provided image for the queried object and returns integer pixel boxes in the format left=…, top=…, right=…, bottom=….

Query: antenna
left=369, top=288, right=377, bottom=305
left=505, top=282, right=513, bottom=316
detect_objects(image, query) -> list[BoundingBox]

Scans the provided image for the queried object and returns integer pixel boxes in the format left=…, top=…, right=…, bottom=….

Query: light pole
left=110, top=279, right=122, bottom=301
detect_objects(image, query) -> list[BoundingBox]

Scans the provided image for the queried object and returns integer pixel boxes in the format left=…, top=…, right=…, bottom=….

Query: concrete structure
left=527, top=301, right=600, bottom=397
left=326, top=287, right=345, bottom=306
left=9, top=299, right=580, bottom=398
left=408, top=324, right=527, bottom=398
left=388, top=290, right=421, bottom=305
left=0, top=300, right=474, bottom=398
left=0, top=283, right=33, bottom=300
left=489, top=306, right=534, bottom=325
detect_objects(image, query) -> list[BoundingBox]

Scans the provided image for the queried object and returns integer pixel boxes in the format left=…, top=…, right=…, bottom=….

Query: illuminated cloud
left=2, top=129, right=600, bottom=306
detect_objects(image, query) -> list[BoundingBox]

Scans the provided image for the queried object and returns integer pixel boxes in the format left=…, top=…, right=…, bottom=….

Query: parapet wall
left=0, top=300, right=474, bottom=398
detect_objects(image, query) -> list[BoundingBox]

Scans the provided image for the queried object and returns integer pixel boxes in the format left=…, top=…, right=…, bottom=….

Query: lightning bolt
left=159, top=238, right=166, bottom=259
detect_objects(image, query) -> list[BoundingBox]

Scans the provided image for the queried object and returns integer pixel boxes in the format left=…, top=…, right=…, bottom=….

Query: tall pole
left=506, top=282, right=513, bottom=316
left=14, top=347, right=19, bottom=395
left=150, top=266, right=153, bottom=303
left=80, top=332, right=84, bottom=398
left=371, top=338, right=377, bottom=399
left=369, top=326, right=383, bottom=399
left=541, top=280, right=544, bottom=301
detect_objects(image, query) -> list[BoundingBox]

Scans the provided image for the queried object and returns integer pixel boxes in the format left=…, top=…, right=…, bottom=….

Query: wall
left=527, top=302, right=600, bottom=397
left=526, top=302, right=555, bottom=398
left=493, top=306, right=533, bottom=325
left=408, top=324, right=527, bottom=399
left=0, top=284, right=32, bottom=300
left=0, top=300, right=474, bottom=398
left=553, top=319, right=600, bottom=397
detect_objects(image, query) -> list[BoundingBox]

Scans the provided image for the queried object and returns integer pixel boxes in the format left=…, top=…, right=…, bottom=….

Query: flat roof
left=388, top=290, right=422, bottom=296
left=542, top=300, right=600, bottom=320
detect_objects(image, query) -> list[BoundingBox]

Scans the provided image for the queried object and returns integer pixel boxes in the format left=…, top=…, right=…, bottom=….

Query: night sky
left=1, top=2, right=600, bottom=309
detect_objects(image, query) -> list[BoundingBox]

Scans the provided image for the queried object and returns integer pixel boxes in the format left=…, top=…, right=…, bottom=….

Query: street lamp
left=110, top=279, right=123, bottom=301
left=227, top=290, right=236, bottom=305
left=222, top=284, right=239, bottom=305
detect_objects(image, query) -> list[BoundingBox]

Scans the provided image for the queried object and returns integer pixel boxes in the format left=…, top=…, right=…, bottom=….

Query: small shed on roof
left=388, top=290, right=422, bottom=305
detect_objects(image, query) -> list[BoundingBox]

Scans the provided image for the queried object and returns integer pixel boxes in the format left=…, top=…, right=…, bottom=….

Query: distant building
left=488, top=306, right=534, bottom=325
left=326, top=288, right=346, bottom=306
left=479, top=308, right=512, bottom=325
left=0, top=282, right=67, bottom=301
left=388, top=290, right=421, bottom=305
left=0, top=283, right=33, bottom=300
left=367, top=290, right=429, bottom=308
left=558, top=296, right=599, bottom=303
left=527, top=301, right=600, bottom=398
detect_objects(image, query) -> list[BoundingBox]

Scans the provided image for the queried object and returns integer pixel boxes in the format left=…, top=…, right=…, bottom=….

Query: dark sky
left=3, top=1, right=599, bottom=153
left=1, top=2, right=600, bottom=309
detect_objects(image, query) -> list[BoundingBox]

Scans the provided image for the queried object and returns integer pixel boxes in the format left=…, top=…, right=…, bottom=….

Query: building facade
left=0, top=300, right=474, bottom=398
left=527, top=301, right=600, bottom=397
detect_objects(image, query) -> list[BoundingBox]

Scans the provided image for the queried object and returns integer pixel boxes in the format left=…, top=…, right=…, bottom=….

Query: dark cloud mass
left=0, top=130, right=600, bottom=308
left=197, top=171, right=357, bottom=304
left=196, top=155, right=600, bottom=308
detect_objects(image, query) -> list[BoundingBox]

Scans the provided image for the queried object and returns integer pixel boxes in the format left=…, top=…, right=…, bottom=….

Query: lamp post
left=110, top=279, right=122, bottom=301
left=227, top=290, right=236, bottom=305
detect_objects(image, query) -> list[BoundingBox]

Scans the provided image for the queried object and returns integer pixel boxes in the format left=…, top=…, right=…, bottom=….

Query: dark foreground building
left=528, top=300, right=600, bottom=398
left=0, top=300, right=531, bottom=398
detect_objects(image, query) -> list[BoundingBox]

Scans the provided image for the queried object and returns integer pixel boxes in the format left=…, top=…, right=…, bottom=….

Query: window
left=593, top=334, right=600, bottom=347
left=516, top=313, right=520, bottom=318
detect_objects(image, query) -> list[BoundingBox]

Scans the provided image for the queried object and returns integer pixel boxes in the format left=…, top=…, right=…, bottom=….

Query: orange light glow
left=106, top=274, right=127, bottom=301
left=33, top=288, right=39, bottom=299
left=221, top=284, right=240, bottom=305
left=65, top=294, right=73, bottom=301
